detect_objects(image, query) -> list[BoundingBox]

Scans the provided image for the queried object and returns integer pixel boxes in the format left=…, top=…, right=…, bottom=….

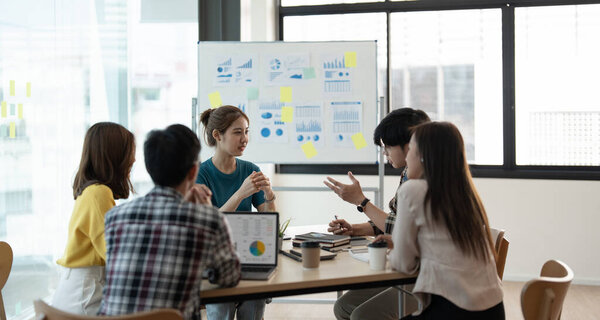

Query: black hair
left=373, top=107, right=431, bottom=147
left=144, top=124, right=200, bottom=187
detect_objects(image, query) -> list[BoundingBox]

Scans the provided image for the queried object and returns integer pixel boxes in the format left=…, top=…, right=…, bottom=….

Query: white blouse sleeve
left=389, top=180, right=424, bottom=274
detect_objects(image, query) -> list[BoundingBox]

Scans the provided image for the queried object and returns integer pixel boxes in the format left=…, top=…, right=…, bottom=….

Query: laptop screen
left=223, top=212, right=279, bottom=266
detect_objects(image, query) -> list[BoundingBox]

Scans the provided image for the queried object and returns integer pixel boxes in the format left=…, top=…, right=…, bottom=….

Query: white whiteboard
left=197, top=41, right=378, bottom=164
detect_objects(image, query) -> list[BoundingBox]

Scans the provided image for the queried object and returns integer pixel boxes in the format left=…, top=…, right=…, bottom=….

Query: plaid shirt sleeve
left=383, top=167, right=407, bottom=234
left=384, top=211, right=396, bottom=234
left=207, top=214, right=241, bottom=287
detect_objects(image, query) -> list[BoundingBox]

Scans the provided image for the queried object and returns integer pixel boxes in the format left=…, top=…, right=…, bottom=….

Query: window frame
left=278, top=0, right=600, bottom=180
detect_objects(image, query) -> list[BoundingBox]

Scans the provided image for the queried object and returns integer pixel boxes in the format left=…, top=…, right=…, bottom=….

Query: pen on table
left=280, top=250, right=302, bottom=262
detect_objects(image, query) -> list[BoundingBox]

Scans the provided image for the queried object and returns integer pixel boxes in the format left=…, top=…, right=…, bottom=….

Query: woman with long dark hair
left=386, top=122, right=504, bottom=319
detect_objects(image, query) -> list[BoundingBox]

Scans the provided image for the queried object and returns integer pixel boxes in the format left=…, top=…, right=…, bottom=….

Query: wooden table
left=200, top=238, right=416, bottom=304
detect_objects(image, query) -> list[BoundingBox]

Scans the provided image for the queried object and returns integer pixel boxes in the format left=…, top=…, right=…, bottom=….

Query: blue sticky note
left=247, top=87, right=259, bottom=100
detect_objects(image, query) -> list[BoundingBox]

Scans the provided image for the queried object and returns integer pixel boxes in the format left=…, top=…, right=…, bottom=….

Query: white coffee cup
left=367, top=240, right=388, bottom=271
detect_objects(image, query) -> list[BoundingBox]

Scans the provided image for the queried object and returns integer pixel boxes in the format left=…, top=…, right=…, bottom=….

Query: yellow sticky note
left=281, top=106, right=293, bottom=123
left=9, top=122, right=16, bottom=138
left=10, top=80, right=15, bottom=96
left=345, top=52, right=357, bottom=68
left=208, top=91, right=222, bottom=109
left=1, top=101, right=6, bottom=118
left=301, top=141, right=317, bottom=159
left=280, top=87, right=292, bottom=103
left=351, top=132, right=368, bottom=150
left=26, top=82, right=31, bottom=97
left=18, top=104, right=23, bottom=119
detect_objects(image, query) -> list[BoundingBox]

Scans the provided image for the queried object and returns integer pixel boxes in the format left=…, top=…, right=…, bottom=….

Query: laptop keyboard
left=241, top=266, right=274, bottom=273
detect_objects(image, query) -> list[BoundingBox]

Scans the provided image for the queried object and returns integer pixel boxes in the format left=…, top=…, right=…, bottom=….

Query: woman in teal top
left=196, top=157, right=267, bottom=211
left=198, top=105, right=275, bottom=320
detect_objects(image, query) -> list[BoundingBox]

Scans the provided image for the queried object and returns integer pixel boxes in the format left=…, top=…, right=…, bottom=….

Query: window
left=390, top=10, right=503, bottom=164
left=281, top=0, right=383, bottom=6
left=0, top=0, right=197, bottom=318
left=280, top=0, right=600, bottom=179
left=515, top=5, right=600, bottom=166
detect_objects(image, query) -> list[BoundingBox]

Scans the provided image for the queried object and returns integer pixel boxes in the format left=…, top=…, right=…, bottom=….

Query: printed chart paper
left=329, top=101, right=362, bottom=147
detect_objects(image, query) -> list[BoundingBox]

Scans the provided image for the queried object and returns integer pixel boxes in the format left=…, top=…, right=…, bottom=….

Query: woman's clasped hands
left=238, top=171, right=274, bottom=199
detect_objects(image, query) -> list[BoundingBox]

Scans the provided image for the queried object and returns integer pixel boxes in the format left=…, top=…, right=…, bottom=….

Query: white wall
left=273, top=173, right=600, bottom=284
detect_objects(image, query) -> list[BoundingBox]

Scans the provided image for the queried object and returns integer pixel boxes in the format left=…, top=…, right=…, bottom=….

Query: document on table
left=349, top=248, right=369, bottom=263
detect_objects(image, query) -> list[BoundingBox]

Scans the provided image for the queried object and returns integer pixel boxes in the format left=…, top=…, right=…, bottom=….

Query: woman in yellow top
left=52, top=122, right=135, bottom=315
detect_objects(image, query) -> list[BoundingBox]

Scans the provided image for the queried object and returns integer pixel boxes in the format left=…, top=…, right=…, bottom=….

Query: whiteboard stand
left=191, top=97, right=198, bottom=134
left=377, top=96, right=385, bottom=208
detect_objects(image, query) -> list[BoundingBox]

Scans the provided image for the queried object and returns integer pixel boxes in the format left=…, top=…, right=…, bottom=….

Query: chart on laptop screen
left=225, top=214, right=277, bottom=264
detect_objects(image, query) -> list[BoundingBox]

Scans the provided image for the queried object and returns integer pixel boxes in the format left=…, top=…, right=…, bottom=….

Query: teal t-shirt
left=196, top=158, right=265, bottom=211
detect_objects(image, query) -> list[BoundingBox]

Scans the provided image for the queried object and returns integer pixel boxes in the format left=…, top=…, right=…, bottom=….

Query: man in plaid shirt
left=98, top=124, right=241, bottom=320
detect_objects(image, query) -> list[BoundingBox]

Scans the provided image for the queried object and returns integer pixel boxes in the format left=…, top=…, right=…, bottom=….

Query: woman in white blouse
left=380, top=122, right=504, bottom=319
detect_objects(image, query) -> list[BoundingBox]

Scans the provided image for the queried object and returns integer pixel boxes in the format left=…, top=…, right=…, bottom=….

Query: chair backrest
left=33, top=300, right=183, bottom=320
left=489, top=228, right=504, bottom=252
left=0, top=241, right=13, bottom=320
left=489, top=227, right=509, bottom=280
left=521, top=259, right=574, bottom=320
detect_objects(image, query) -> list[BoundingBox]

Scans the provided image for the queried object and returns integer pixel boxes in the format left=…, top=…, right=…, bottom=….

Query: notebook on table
left=223, top=211, right=279, bottom=280
left=293, top=232, right=350, bottom=248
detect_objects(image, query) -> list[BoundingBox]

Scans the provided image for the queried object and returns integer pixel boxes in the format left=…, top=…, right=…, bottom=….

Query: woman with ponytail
left=198, top=105, right=274, bottom=320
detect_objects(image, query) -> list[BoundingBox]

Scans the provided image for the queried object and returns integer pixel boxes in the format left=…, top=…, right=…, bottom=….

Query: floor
left=249, top=281, right=600, bottom=319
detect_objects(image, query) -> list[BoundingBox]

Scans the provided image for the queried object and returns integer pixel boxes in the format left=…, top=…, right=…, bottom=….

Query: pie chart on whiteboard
left=249, top=241, right=265, bottom=256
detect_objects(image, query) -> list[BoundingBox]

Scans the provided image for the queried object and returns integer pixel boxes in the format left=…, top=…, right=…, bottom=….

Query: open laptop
left=223, top=211, right=279, bottom=280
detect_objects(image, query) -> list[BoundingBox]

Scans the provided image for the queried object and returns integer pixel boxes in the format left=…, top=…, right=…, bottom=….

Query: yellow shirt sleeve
left=89, top=187, right=115, bottom=262
left=57, top=184, right=115, bottom=268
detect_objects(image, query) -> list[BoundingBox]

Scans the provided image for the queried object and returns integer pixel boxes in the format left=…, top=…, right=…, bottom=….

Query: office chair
left=521, top=259, right=573, bottom=320
left=490, top=227, right=509, bottom=280
left=0, top=242, right=13, bottom=320
left=33, top=300, right=183, bottom=320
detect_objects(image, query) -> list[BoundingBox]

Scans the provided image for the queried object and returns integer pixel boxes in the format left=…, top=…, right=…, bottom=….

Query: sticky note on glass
left=208, top=91, right=222, bottom=108
left=345, top=52, right=357, bottom=68
left=10, top=104, right=15, bottom=116
left=1, top=101, right=6, bottom=118
left=9, top=122, right=16, bottom=138
left=351, top=132, right=368, bottom=150
left=18, top=104, right=23, bottom=119
left=10, top=80, right=16, bottom=96
left=26, top=82, right=31, bottom=97
left=303, top=67, right=316, bottom=79
left=247, top=87, right=259, bottom=100
left=301, top=141, right=317, bottom=159
left=281, top=106, right=293, bottom=123
left=280, top=87, right=292, bottom=102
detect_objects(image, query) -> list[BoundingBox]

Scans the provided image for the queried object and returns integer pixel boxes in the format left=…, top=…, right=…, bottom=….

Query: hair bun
left=200, top=108, right=214, bottom=127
